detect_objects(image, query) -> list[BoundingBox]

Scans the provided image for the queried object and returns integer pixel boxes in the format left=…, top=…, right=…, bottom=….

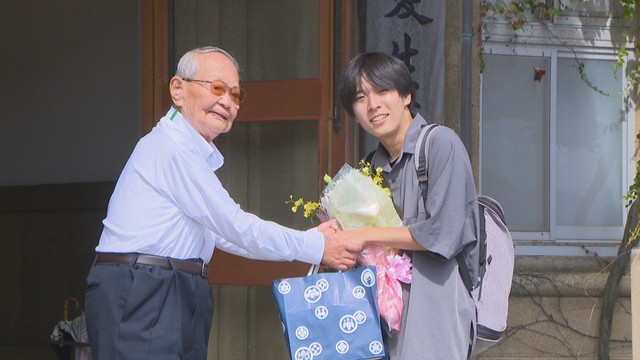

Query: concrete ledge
left=511, top=256, right=630, bottom=297
left=479, top=255, right=633, bottom=359
left=515, top=255, right=615, bottom=272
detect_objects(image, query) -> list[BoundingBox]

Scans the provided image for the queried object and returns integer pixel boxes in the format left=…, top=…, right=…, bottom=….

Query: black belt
left=94, top=252, right=209, bottom=278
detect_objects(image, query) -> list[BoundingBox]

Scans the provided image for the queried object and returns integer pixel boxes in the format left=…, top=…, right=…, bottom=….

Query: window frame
left=480, top=18, right=635, bottom=257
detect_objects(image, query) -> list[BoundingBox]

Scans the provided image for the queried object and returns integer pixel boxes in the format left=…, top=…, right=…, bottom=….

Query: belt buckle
left=201, top=261, right=207, bottom=277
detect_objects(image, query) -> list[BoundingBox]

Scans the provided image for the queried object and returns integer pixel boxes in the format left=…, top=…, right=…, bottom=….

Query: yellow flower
left=359, top=159, right=372, bottom=177
left=287, top=195, right=305, bottom=213
left=323, top=174, right=332, bottom=184
left=303, top=201, right=321, bottom=218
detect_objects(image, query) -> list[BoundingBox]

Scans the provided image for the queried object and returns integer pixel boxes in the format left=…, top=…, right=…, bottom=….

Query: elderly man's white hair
left=175, top=46, right=240, bottom=79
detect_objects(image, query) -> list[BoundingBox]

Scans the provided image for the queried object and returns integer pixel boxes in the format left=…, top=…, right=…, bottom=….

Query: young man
left=336, top=52, right=479, bottom=359
left=84, top=46, right=360, bottom=360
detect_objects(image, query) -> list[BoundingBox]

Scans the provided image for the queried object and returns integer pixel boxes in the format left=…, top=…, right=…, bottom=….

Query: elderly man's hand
left=319, top=225, right=361, bottom=271
left=316, top=219, right=341, bottom=233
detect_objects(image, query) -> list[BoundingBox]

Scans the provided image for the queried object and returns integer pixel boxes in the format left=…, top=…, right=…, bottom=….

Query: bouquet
left=287, top=161, right=412, bottom=333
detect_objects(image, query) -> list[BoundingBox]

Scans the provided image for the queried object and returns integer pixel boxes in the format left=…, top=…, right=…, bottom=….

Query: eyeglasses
left=182, top=78, right=246, bottom=104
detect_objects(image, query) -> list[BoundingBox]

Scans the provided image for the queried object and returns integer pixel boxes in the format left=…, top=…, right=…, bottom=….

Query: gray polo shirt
left=370, top=113, right=479, bottom=359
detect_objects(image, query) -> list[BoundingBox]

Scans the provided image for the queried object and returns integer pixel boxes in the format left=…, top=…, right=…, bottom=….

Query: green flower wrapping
left=323, top=163, right=410, bottom=333
left=323, top=163, right=402, bottom=230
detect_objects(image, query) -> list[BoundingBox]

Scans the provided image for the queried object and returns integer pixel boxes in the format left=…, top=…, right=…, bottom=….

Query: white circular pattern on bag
left=294, top=347, right=313, bottom=360
left=369, top=340, right=384, bottom=355
left=308, top=342, right=322, bottom=356
left=336, top=340, right=350, bottom=354
left=304, top=285, right=322, bottom=303
left=315, top=306, right=329, bottom=320
left=353, top=310, right=366, bottom=324
left=339, top=315, right=358, bottom=333
left=278, top=281, right=292, bottom=294
left=352, top=286, right=366, bottom=299
left=295, top=326, right=309, bottom=340
left=361, top=268, right=376, bottom=287
left=316, top=278, right=330, bottom=292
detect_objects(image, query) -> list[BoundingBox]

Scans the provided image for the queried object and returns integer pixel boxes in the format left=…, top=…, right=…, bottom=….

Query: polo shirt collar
left=372, top=112, right=429, bottom=169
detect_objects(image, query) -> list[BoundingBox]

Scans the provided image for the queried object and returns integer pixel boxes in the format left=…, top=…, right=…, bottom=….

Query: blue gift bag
left=272, top=265, right=385, bottom=360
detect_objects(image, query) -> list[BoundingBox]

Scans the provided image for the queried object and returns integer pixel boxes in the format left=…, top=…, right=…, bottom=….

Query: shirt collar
left=372, top=112, right=429, bottom=167
left=166, top=108, right=225, bottom=171
left=403, top=113, right=428, bottom=155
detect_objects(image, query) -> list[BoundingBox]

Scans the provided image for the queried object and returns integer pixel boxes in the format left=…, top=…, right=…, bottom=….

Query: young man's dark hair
left=339, top=52, right=415, bottom=117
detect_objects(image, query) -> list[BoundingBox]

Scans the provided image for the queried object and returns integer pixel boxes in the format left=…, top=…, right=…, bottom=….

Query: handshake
left=317, top=219, right=363, bottom=271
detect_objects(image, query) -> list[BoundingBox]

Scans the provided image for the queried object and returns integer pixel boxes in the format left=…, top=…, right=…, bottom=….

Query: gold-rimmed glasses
left=182, top=78, right=246, bottom=105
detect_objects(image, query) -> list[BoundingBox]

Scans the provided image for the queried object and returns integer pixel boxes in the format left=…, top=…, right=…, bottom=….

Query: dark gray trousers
left=84, top=262, right=213, bottom=360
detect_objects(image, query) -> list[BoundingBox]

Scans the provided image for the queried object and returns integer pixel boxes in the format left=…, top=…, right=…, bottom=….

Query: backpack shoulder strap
left=473, top=200, right=489, bottom=299
left=478, top=195, right=506, bottom=224
left=414, top=124, right=440, bottom=206
left=414, top=124, right=440, bottom=183
left=414, top=123, right=476, bottom=294
left=456, top=248, right=476, bottom=294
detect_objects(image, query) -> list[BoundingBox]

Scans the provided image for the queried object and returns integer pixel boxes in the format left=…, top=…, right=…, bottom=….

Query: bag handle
left=307, top=264, right=348, bottom=276
left=308, top=263, right=321, bottom=276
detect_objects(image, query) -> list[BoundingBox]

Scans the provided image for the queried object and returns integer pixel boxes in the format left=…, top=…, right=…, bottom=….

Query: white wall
left=0, top=0, right=141, bottom=186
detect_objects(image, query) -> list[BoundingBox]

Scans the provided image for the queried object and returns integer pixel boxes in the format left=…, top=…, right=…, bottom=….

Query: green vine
left=479, top=0, right=559, bottom=32
left=617, top=0, right=640, bottom=216
left=623, top=134, right=640, bottom=208
left=480, top=0, right=636, bottom=99
left=620, top=0, right=636, bottom=19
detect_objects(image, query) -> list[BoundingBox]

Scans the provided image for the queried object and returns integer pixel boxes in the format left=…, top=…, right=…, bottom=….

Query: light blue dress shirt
left=95, top=108, right=324, bottom=264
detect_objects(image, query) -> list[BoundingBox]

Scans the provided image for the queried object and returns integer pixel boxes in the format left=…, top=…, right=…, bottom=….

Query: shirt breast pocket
left=401, top=191, right=426, bottom=225
left=403, top=216, right=418, bottom=226
left=402, top=207, right=427, bottom=226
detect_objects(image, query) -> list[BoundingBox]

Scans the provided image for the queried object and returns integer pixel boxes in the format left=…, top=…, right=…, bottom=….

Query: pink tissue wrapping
left=358, top=245, right=412, bottom=332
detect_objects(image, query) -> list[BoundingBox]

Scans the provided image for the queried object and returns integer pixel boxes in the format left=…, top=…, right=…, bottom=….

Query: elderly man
left=84, top=46, right=360, bottom=360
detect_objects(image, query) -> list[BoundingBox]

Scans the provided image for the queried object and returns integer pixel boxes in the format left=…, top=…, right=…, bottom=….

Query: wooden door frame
left=141, top=0, right=170, bottom=136
left=140, top=0, right=360, bottom=286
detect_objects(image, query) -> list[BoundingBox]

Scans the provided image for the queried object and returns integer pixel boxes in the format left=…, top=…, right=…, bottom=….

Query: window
left=481, top=13, right=633, bottom=256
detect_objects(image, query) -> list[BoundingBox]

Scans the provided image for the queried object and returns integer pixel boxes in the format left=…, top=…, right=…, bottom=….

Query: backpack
left=414, top=124, right=515, bottom=355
